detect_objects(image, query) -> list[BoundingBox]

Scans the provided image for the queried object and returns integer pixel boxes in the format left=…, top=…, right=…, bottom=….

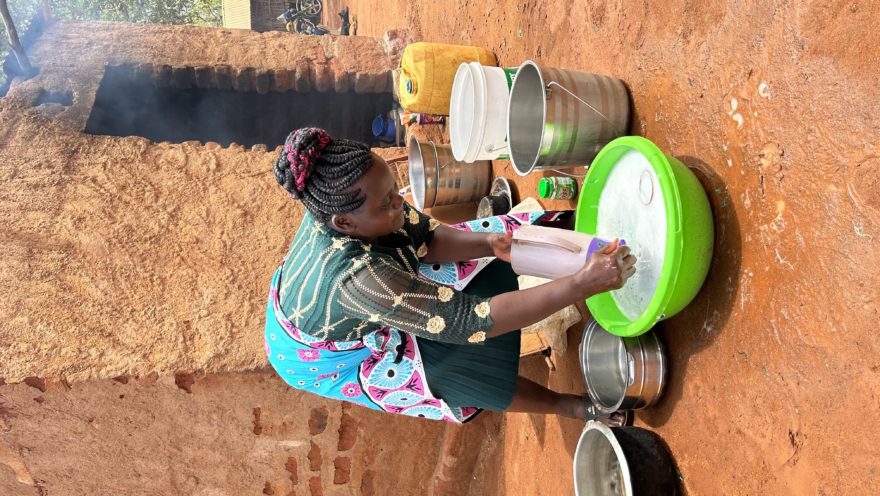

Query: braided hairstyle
left=273, top=128, right=374, bottom=222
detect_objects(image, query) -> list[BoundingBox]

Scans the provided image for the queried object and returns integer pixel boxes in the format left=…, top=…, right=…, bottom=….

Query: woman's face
left=330, top=154, right=405, bottom=241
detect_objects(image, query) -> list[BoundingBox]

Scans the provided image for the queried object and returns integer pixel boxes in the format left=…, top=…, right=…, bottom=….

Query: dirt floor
left=330, top=0, right=880, bottom=494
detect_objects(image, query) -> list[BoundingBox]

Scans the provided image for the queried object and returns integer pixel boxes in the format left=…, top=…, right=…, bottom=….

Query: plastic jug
left=511, top=225, right=624, bottom=280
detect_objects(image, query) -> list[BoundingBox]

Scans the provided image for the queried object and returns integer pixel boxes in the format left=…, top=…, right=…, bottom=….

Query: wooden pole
left=0, top=0, right=36, bottom=78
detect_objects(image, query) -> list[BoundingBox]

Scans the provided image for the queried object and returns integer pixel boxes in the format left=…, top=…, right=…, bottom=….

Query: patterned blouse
left=277, top=203, right=494, bottom=345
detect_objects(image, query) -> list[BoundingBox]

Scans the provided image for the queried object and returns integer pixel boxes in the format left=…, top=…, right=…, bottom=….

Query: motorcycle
left=277, top=0, right=323, bottom=35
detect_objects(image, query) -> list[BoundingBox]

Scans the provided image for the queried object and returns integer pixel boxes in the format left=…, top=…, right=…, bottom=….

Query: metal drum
left=580, top=320, right=667, bottom=415
left=507, top=60, right=631, bottom=175
left=407, top=135, right=491, bottom=211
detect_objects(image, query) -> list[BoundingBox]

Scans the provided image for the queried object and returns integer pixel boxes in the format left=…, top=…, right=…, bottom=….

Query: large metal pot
left=407, top=135, right=491, bottom=211
left=506, top=60, right=631, bottom=176
left=580, top=320, right=666, bottom=415
left=574, top=421, right=680, bottom=496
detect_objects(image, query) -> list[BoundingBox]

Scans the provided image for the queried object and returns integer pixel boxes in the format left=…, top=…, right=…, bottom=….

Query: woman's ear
left=330, top=213, right=356, bottom=234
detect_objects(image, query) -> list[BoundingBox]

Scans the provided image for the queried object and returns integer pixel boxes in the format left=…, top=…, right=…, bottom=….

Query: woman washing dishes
left=265, top=128, right=636, bottom=425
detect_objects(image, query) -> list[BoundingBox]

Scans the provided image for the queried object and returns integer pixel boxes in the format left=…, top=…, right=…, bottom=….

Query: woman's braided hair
left=273, top=128, right=374, bottom=222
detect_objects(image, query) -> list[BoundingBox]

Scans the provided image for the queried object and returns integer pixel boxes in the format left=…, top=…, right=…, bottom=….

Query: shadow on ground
left=638, top=156, right=742, bottom=428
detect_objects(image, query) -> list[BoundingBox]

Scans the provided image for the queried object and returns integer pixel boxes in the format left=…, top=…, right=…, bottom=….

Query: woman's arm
left=486, top=241, right=635, bottom=337
left=423, top=225, right=512, bottom=263
left=337, top=255, right=496, bottom=345
left=337, top=241, right=634, bottom=344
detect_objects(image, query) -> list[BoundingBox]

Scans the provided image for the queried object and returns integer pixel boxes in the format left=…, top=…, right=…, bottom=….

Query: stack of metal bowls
left=579, top=320, right=667, bottom=414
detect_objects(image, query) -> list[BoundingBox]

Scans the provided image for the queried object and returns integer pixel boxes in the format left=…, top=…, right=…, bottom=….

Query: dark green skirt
left=418, top=260, right=521, bottom=411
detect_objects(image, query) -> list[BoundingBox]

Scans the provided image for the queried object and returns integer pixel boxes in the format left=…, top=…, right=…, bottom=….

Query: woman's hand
left=573, top=239, right=637, bottom=298
left=487, top=232, right=513, bottom=262
left=486, top=239, right=635, bottom=337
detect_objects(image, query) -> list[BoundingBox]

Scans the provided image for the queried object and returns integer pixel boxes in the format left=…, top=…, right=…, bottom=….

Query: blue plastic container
left=372, top=115, right=397, bottom=139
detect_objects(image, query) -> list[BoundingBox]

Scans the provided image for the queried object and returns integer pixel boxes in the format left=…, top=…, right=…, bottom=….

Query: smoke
left=84, top=64, right=394, bottom=148
left=1, top=7, right=51, bottom=94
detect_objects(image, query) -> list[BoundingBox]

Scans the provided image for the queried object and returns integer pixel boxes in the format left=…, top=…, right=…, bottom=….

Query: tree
left=1, top=0, right=223, bottom=88
left=1, top=0, right=36, bottom=79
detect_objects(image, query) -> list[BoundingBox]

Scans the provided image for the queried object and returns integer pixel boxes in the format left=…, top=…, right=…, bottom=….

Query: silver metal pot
left=574, top=422, right=679, bottom=496
left=506, top=60, right=631, bottom=176
left=407, top=135, right=491, bottom=211
left=580, top=320, right=666, bottom=415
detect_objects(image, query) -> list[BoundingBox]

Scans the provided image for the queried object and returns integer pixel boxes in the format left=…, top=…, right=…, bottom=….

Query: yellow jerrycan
left=398, top=42, right=497, bottom=115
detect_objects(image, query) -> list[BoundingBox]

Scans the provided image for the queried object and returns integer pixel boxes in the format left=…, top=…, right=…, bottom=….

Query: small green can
left=538, top=176, right=578, bottom=200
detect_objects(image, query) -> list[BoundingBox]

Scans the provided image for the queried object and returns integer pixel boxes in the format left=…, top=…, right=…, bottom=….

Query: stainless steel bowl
left=574, top=422, right=679, bottom=496
left=580, top=320, right=667, bottom=414
left=574, top=421, right=631, bottom=496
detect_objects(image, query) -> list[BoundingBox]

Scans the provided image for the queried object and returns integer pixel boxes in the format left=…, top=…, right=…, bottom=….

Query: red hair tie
left=286, top=128, right=331, bottom=193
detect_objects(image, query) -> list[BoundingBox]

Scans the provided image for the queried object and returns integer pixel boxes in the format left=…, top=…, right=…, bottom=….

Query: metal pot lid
left=489, top=176, right=513, bottom=202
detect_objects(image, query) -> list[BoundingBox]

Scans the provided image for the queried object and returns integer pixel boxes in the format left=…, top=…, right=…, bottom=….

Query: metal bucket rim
left=427, top=141, right=442, bottom=211
left=407, top=135, right=436, bottom=210
left=507, top=59, right=547, bottom=176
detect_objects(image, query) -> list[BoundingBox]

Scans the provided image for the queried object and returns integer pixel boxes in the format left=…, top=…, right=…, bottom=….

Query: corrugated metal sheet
left=222, top=0, right=252, bottom=29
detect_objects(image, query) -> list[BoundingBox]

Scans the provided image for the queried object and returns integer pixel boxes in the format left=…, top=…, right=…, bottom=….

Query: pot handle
left=626, top=352, right=636, bottom=386
left=546, top=81, right=622, bottom=138
left=514, top=237, right=582, bottom=254
left=428, top=141, right=455, bottom=170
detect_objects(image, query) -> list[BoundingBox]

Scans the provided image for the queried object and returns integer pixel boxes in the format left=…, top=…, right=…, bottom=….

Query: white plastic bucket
left=450, top=62, right=517, bottom=162
left=450, top=63, right=480, bottom=162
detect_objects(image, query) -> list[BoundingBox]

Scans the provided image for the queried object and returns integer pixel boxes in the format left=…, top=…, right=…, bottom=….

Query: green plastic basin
left=575, top=136, right=714, bottom=337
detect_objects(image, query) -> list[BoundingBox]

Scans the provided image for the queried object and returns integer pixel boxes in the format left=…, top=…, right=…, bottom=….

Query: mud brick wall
left=3, top=21, right=403, bottom=132
left=0, top=109, right=417, bottom=383
left=0, top=370, right=448, bottom=496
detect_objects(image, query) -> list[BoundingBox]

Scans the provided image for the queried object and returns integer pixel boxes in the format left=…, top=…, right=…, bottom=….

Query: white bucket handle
left=546, top=81, right=622, bottom=138
left=484, top=144, right=510, bottom=153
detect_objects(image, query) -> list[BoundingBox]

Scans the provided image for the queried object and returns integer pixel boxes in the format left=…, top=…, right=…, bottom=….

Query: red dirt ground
left=332, top=0, right=880, bottom=494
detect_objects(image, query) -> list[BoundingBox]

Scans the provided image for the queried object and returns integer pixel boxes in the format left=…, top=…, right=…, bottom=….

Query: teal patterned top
left=277, top=203, right=494, bottom=345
